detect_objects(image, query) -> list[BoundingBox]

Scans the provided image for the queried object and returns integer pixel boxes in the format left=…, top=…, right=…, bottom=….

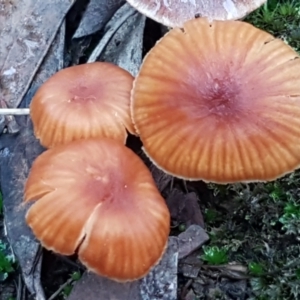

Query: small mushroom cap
left=125, top=0, right=266, bottom=27
left=24, top=138, right=170, bottom=281
left=30, top=62, right=135, bottom=148
left=131, top=18, right=300, bottom=183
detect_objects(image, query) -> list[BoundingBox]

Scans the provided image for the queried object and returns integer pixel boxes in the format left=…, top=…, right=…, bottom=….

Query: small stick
left=48, top=277, right=74, bottom=300
left=180, top=278, right=193, bottom=300
left=0, top=108, right=30, bottom=115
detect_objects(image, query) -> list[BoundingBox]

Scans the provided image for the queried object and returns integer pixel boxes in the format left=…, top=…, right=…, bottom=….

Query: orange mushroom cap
left=24, top=138, right=170, bottom=281
left=30, top=62, right=136, bottom=148
left=131, top=18, right=300, bottom=183
left=125, top=0, right=266, bottom=27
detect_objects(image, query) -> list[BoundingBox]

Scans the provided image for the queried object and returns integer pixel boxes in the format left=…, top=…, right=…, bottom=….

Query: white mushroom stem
left=0, top=108, right=30, bottom=115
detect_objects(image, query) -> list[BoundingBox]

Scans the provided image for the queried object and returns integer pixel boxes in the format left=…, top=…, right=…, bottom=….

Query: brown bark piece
left=166, top=189, right=205, bottom=228
left=178, top=225, right=209, bottom=259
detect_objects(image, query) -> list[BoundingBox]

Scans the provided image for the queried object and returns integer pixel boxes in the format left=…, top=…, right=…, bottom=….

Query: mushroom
left=30, top=62, right=135, bottom=148
left=24, top=138, right=170, bottom=281
left=125, top=0, right=267, bottom=28
left=131, top=18, right=300, bottom=183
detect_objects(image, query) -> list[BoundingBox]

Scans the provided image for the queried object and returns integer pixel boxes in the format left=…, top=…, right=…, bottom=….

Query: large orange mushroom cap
left=30, top=62, right=136, bottom=148
left=24, top=138, right=170, bottom=281
left=131, top=18, right=300, bottom=183
left=125, top=0, right=266, bottom=27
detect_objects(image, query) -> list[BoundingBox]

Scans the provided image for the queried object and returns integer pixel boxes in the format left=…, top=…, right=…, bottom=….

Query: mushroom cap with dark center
left=30, top=62, right=135, bottom=148
left=125, top=0, right=267, bottom=27
left=131, top=18, right=300, bottom=183
left=24, top=138, right=170, bottom=281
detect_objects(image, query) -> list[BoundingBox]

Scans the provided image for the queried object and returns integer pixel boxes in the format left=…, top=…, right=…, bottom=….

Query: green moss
left=203, top=171, right=300, bottom=298
left=59, top=271, right=82, bottom=299
left=248, top=262, right=265, bottom=276
left=245, top=0, right=300, bottom=53
left=0, top=241, right=15, bottom=282
left=201, top=246, right=229, bottom=265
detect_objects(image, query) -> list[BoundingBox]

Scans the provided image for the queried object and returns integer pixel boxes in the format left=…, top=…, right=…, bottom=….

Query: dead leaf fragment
left=178, top=225, right=209, bottom=259
left=0, top=0, right=74, bottom=109
left=88, top=3, right=146, bottom=76
left=166, top=189, right=205, bottom=228
left=73, top=0, right=125, bottom=38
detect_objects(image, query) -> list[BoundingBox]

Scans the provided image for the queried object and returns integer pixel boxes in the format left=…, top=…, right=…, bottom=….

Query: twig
left=170, top=177, right=174, bottom=191
left=15, top=274, right=23, bottom=300
left=0, top=108, right=30, bottom=115
left=48, top=277, right=74, bottom=300
left=29, top=245, right=43, bottom=275
left=182, top=180, right=189, bottom=193
left=180, top=278, right=193, bottom=300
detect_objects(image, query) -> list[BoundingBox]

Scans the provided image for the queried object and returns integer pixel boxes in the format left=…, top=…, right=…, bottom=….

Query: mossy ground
left=192, top=174, right=300, bottom=299
left=245, top=0, right=300, bottom=53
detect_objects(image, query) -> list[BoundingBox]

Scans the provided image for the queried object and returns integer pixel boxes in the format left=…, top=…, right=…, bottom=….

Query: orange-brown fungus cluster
left=26, top=62, right=170, bottom=282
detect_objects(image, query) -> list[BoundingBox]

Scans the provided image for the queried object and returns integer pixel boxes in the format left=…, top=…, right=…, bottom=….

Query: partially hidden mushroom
left=131, top=18, right=300, bottom=183
left=24, top=138, right=170, bottom=281
left=125, top=0, right=267, bottom=27
left=30, top=62, right=135, bottom=148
